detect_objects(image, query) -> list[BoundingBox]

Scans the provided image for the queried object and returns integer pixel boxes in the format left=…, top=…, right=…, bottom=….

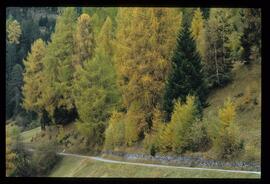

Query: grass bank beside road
left=49, top=155, right=260, bottom=178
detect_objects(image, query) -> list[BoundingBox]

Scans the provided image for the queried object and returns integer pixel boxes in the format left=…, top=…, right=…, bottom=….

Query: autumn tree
left=22, top=39, right=47, bottom=121
left=82, top=7, right=118, bottom=36
left=6, top=19, right=22, bottom=44
left=41, top=7, right=77, bottom=118
left=104, top=111, right=125, bottom=149
left=73, top=16, right=120, bottom=145
left=214, top=98, right=244, bottom=159
left=143, top=106, right=165, bottom=154
left=114, top=8, right=181, bottom=139
left=204, top=8, right=241, bottom=88
left=163, top=22, right=207, bottom=121
left=73, top=13, right=95, bottom=67
left=190, top=8, right=207, bottom=61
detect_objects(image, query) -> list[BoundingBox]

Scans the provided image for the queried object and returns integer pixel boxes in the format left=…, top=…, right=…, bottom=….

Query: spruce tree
left=240, top=9, right=261, bottom=63
left=163, top=22, right=207, bottom=121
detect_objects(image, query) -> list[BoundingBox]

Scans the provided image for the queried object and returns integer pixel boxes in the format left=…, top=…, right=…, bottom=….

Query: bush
left=244, top=142, right=260, bottom=162
left=32, top=142, right=60, bottom=176
left=150, top=144, right=156, bottom=156
left=25, top=119, right=40, bottom=131
left=124, top=103, right=144, bottom=146
left=12, top=147, right=36, bottom=177
left=143, top=107, right=165, bottom=154
left=213, top=98, right=244, bottom=160
left=158, top=95, right=208, bottom=154
left=104, top=111, right=125, bottom=150
left=12, top=141, right=60, bottom=177
left=14, top=115, right=29, bottom=129
left=188, top=120, right=211, bottom=152
left=171, top=95, right=199, bottom=154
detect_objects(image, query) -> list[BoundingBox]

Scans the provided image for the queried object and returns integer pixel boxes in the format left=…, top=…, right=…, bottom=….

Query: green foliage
left=42, top=7, right=77, bottom=116
left=204, top=8, right=242, bottom=88
left=73, top=13, right=95, bottom=66
left=170, top=96, right=199, bottom=153
left=143, top=107, right=165, bottom=153
left=213, top=98, right=244, bottom=160
left=163, top=22, right=207, bottom=120
left=240, top=9, right=261, bottom=63
left=104, top=111, right=125, bottom=149
left=31, top=142, right=60, bottom=176
left=12, top=145, right=35, bottom=177
left=6, top=64, right=23, bottom=118
left=12, top=141, right=60, bottom=177
left=73, top=15, right=120, bottom=146
left=6, top=129, right=17, bottom=176
left=8, top=8, right=261, bottom=160
left=124, top=102, right=144, bottom=146
left=160, top=95, right=209, bottom=154
left=6, top=8, right=56, bottom=120
left=82, top=7, right=118, bottom=36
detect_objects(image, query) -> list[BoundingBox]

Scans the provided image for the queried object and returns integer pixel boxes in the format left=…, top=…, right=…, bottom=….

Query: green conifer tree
left=163, top=22, right=207, bottom=120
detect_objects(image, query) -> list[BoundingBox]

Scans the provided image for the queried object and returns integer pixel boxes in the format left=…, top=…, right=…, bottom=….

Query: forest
left=6, top=7, right=261, bottom=177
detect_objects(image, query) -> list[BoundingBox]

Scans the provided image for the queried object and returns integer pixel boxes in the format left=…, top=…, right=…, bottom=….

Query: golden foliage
left=7, top=19, right=22, bottom=44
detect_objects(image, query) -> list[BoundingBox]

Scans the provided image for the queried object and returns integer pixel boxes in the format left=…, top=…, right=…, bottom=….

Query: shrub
left=12, top=146, right=36, bottom=177
left=57, top=126, right=65, bottom=144
left=124, top=103, right=144, bottom=146
left=159, top=95, right=206, bottom=154
left=32, top=142, right=60, bottom=176
left=171, top=95, right=199, bottom=154
left=244, top=142, right=260, bottom=162
left=188, top=120, right=211, bottom=152
left=104, top=111, right=125, bottom=150
left=213, top=98, right=244, bottom=160
left=12, top=141, right=60, bottom=177
left=150, top=144, right=156, bottom=156
left=14, top=115, right=29, bottom=129
left=143, top=107, right=165, bottom=154
left=75, top=120, right=94, bottom=145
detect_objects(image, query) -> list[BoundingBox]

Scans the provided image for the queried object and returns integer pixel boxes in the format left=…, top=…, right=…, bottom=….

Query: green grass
left=21, top=126, right=41, bottom=143
left=49, top=156, right=260, bottom=178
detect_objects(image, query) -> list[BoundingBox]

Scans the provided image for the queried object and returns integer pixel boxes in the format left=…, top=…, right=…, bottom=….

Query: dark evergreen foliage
left=240, top=9, right=261, bottom=64
left=163, top=22, right=207, bottom=121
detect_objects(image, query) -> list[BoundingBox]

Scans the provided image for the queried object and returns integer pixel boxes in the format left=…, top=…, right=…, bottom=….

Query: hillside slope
left=203, top=62, right=261, bottom=162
